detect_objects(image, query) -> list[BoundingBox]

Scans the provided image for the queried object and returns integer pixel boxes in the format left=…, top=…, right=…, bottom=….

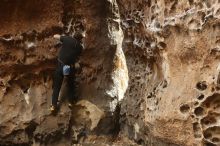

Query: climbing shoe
left=68, top=103, right=73, bottom=108
left=50, top=105, right=57, bottom=113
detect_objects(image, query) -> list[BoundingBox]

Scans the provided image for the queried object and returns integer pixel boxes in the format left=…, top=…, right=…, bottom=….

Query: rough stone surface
left=118, top=0, right=220, bottom=145
left=1, top=0, right=220, bottom=146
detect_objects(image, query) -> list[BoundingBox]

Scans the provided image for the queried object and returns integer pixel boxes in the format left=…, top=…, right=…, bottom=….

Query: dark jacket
left=58, top=36, right=83, bottom=65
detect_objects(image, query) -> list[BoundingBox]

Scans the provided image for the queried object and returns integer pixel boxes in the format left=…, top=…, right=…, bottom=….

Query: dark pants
left=52, top=61, right=75, bottom=106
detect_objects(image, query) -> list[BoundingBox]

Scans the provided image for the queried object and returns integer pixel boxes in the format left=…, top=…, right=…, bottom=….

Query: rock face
left=1, top=0, right=220, bottom=146
left=118, top=0, right=220, bottom=145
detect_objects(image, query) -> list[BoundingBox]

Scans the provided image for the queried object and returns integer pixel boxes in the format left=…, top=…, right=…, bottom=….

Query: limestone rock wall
left=0, top=0, right=220, bottom=146
left=0, top=0, right=128, bottom=145
left=118, top=0, right=220, bottom=146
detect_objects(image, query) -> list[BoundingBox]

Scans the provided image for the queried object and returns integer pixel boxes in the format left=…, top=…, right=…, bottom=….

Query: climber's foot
left=68, top=103, right=73, bottom=109
left=50, top=105, right=58, bottom=115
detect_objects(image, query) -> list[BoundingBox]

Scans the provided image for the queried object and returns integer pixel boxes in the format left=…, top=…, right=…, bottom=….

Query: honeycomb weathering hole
left=203, top=142, right=216, bottom=146
left=197, top=94, right=205, bottom=100
left=203, top=127, right=220, bottom=145
left=193, top=122, right=200, bottom=131
left=201, top=114, right=218, bottom=126
left=196, top=81, right=207, bottom=91
left=194, top=106, right=204, bottom=116
left=202, top=93, right=220, bottom=108
left=194, top=101, right=199, bottom=106
left=212, top=137, right=220, bottom=143
left=180, top=104, right=190, bottom=113
left=204, top=132, right=212, bottom=139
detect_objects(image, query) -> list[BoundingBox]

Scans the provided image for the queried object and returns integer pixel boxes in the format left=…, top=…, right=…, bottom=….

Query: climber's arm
left=75, top=61, right=80, bottom=69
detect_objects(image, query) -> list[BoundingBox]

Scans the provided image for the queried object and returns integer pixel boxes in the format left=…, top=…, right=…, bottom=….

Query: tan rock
left=73, top=100, right=105, bottom=130
left=1, top=0, right=220, bottom=146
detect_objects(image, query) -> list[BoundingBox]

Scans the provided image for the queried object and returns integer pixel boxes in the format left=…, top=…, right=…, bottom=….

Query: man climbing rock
left=50, top=32, right=84, bottom=113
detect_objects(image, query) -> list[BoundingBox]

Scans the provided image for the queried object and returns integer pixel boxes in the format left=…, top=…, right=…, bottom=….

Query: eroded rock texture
left=1, top=0, right=220, bottom=146
left=118, top=0, right=220, bottom=146
left=0, top=0, right=128, bottom=145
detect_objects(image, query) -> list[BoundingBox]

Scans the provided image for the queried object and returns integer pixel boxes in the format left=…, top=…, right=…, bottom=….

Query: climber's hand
left=75, top=62, right=80, bottom=69
left=53, top=34, right=61, bottom=39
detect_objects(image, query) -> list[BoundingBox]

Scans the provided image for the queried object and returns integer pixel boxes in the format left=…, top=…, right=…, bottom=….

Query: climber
left=50, top=31, right=85, bottom=113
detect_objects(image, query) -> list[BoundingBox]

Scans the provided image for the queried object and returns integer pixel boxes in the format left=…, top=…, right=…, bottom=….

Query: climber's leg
left=66, top=67, right=76, bottom=107
left=51, top=62, right=64, bottom=107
